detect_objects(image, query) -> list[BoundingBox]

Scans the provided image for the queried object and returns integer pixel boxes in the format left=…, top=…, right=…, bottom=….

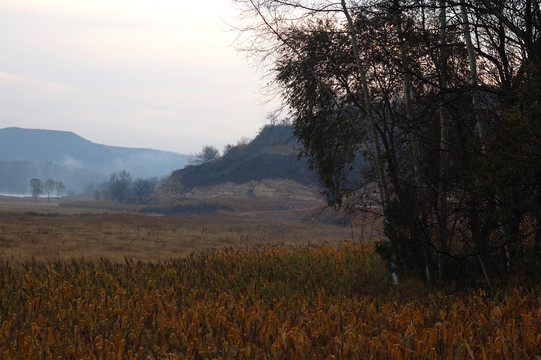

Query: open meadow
left=0, top=197, right=365, bottom=262
left=0, top=198, right=540, bottom=358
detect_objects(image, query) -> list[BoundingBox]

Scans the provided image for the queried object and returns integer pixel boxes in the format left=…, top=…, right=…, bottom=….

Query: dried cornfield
left=0, top=243, right=540, bottom=359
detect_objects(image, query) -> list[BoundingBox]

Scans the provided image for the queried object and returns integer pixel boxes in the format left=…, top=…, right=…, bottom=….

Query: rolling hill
left=0, top=127, right=189, bottom=194
left=168, top=124, right=317, bottom=188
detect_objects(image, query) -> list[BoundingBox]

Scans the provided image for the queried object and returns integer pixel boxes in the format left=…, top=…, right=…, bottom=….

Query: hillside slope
left=167, top=125, right=317, bottom=190
left=0, top=127, right=189, bottom=194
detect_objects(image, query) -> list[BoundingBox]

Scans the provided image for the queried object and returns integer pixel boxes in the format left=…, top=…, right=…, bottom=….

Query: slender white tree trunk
left=460, top=1, right=484, bottom=143
left=393, top=2, right=417, bottom=177
left=340, top=0, right=389, bottom=207
left=461, top=1, right=491, bottom=286
left=393, top=0, right=428, bottom=288
left=341, top=0, right=398, bottom=285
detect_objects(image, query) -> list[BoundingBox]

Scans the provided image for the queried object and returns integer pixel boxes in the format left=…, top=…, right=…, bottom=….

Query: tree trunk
left=341, top=0, right=389, bottom=207
left=460, top=1, right=485, bottom=143
left=341, top=0, right=397, bottom=285
left=438, top=0, right=450, bottom=282
left=392, top=0, right=432, bottom=288
left=534, top=194, right=541, bottom=261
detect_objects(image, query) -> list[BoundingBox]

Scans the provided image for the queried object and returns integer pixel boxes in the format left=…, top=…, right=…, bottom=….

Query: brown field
left=0, top=198, right=373, bottom=262
left=1, top=198, right=541, bottom=359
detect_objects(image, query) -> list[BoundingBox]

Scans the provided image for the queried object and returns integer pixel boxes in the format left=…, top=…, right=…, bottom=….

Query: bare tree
left=107, top=170, right=133, bottom=203
left=190, top=145, right=220, bottom=165
left=29, top=178, right=43, bottom=202
left=44, top=178, right=55, bottom=202
left=133, top=178, right=156, bottom=204
left=55, top=181, right=65, bottom=200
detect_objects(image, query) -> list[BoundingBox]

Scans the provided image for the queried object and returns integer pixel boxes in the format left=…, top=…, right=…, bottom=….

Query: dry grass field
left=1, top=198, right=540, bottom=359
left=0, top=198, right=367, bottom=262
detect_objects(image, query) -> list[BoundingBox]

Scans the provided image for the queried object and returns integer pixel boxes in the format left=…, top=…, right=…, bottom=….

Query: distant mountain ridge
left=0, top=160, right=106, bottom=195
left=0, top=127, right=189, bottom=194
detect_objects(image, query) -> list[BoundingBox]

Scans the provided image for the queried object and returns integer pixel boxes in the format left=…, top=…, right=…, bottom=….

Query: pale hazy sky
left=0, top=0, right=273, bottom=154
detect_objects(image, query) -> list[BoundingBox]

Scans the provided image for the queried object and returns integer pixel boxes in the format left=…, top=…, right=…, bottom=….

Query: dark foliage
left=169, top=125, right=318, bottom=190
left=237, top=0, right=541, bottom=287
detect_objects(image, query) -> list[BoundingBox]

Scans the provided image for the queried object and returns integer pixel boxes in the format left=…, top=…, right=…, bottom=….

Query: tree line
left=234, top=0, right=541, bottom=287
left=28, top=171, right=160, bottom=205
left=189, top=138, right=253, bottom=167
left=29, top=178, right=65, bottom=202
left=94, top=171, right=158, bottom=204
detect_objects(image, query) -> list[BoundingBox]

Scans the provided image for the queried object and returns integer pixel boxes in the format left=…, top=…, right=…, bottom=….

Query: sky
left=0, top=0, right=275, bottom=155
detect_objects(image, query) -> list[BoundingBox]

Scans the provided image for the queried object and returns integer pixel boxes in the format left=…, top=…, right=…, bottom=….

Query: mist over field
left=0, top=127, right=189, bottom=194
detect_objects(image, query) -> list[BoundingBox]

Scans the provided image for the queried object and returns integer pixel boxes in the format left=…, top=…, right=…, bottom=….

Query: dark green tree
left=234, top=0, right=541, bottom=286
left=190, top=145, right=220, bottom=165
left=479, top=63, right=541, bottom=272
